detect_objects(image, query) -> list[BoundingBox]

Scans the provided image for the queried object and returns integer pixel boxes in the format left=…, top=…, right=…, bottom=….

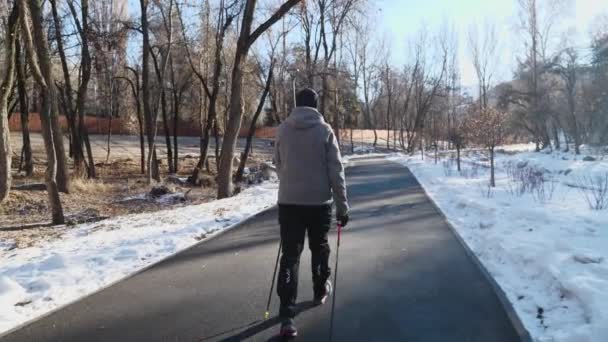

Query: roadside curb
left=395, top=160, right=533, bottom=342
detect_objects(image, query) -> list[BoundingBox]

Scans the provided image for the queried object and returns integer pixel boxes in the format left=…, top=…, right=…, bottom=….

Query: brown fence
left=9, top=113, right=253, bottom=138
left=9, top=113, right=133, bottom=135
left=9, top=113, right=394, bottom=141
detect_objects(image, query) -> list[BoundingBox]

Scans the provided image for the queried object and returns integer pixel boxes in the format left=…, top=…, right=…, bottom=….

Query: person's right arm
left=273, top=131, right=281, bottom=179
left=326, top=129, right=349, bottom=223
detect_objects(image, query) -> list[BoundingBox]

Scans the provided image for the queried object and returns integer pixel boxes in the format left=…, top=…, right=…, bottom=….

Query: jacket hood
left=286, top=107, right=324, bottom=129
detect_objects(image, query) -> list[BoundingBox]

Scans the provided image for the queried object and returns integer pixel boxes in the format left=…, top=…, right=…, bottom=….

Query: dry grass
left=70, top=178, right=115, bottom=194
left=1, top=142, right=273, bottom=249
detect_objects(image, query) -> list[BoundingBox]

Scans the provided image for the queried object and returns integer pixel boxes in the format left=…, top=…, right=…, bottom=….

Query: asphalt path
left=1, top=157, right=523, bottom=342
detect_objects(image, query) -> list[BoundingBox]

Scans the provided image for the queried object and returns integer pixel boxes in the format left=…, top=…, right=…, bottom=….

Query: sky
left=372, top=0, right=608, bottom=88
left=121, top=0, right=608, bottom=90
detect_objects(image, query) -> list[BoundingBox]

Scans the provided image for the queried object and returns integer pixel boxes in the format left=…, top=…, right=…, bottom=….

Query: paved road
left=1, top=158, right=523, bottom=342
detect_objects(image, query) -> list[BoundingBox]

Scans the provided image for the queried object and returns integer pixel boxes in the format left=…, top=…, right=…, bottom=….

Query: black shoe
left=280, top=319, right=298, bottom=338
left=314, top=280, right=332, bottom=305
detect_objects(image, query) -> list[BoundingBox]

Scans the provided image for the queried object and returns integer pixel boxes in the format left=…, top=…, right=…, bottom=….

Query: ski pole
left=264, top=240, right=282, bottom=320
left=329, top=223, right=343, bottom=342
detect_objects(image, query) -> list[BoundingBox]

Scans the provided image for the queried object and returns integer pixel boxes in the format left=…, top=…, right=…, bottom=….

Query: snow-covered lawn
left=0, top=182, right=278, bottom=335
left=389, top=146, right=608, bottom=342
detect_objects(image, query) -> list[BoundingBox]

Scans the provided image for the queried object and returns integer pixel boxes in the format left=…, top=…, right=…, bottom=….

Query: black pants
left=277, top=204, right=332, bottom=319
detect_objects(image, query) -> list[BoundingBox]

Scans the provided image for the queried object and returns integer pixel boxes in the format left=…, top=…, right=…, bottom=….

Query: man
left=273, top=88, right=349, bottom=338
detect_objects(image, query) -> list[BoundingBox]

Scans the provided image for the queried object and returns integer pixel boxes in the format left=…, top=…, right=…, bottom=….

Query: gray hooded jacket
left=274, top=106, right=349, bottom=216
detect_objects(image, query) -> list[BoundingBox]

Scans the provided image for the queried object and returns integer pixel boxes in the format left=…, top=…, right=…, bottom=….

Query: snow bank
left=0, top=182, right=278, bottom=334
left=388, top=148, right=608, bottom=342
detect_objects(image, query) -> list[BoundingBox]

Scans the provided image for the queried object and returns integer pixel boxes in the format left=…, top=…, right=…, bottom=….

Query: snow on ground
left=0, top=182, right=278, bottom=335
left=389, top=145, right=608, bottom=342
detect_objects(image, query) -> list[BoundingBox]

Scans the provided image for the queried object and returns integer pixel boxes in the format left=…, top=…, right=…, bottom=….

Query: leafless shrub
left=471, top=163, right=481, bottom=178
left=576, top=174, right=608, bottom=210
left=533, top=174, right=556, bottom=204
left=478, top=181, right=494, bottom=198
left=460, top=162, right=481, bottom=179
left=505, top=162, right=549, bottom=201
left=442, top=158, right=456, bottom=176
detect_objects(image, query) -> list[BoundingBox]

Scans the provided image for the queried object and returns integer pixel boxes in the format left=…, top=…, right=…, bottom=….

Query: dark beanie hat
left=295, top=88, right=318, bottom=109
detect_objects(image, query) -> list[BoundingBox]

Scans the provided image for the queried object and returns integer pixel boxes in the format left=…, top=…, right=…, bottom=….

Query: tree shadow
left=215, top=301, right=317, bottom=342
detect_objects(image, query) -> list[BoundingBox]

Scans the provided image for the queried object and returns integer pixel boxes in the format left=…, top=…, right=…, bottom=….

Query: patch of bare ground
left=1, top=151, right=272, bottom=249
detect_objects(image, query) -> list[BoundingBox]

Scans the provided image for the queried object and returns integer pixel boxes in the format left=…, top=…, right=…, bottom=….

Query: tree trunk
left=22, top=0, right=65, bottom=223
left=105, top=94, right=113, bottom=163
left=216, top=0, right=303, bottom=199
left=190, top=45, right=224, bottom=184
left=125, top=67, right=145, bottom=174
left=573, top=129, right=581, bottom=155
left=83, top=130, right=95, bottom=178
left=385, top=67, right=391, bottom=151
left=456, top=144, right=461, bottom=172
left=161, top=89, right=173, bottom=174
left=552, top=120, right=560, bottom=150
left=490, top=146, right=495, bottom=187
left=217, top=48, right=246, bottom=198
left=350, top=126, right=354, bottom=154
left=235, top=62, right=273, bottom=184
left=71, top=0, right=95, bottom=178
left=171, top=67, right=182, bottom=174
left=15, top=38, right=33, bottom=177
left=140, top=0, right=160, bottom=182
left=0, top=5, right=18, bottom=203
left=190, top=120, right=211, bottom=185
left=50, top=97, right=69, bottom=193
left=138, top=111, right=145, bottom=174
left=373, top=128, right=377, bottom=147
left=213, top=117, right=220, bottom=173
left=50, top=108, right=69, bottom=192
left=51, top=0, right=86, bottom=176
left=150, top=46, right=173, bottom=174
left=568, top=102, right=580, bottom=155
left=172, top=98, right=179, bottom=174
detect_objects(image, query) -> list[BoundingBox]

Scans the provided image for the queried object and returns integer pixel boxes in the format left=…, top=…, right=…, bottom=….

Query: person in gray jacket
left=273, top=88, right=349, bottom=338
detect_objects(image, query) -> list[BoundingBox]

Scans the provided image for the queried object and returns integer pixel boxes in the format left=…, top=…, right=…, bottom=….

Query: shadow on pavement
left=215, top=301, right=318, bottom=342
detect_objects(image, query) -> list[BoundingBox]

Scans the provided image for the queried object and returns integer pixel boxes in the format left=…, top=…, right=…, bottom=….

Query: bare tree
left=446, top=37, right=466, bottom=171
left=345, top=15, right=363, bottom=153
left=318, top=0, right=357, bottom=138
left=466, top=107, right=510, bottom=187
left=448, top=117, right=466, bottom=172
left=404, top=28, right=448, bottom=154
left=299, top=1, right=322, bottom=87
left=88, top=0, right=129, bottom=164
left=356, top=17, right=380, bottom=146
left=150, top=46, right=174, bottom=174
left=117, top=66, right=146, bottom=174
left=19, top=0, right=65, bottom=223
left=177, top=0, right=240, bottom=185
left=51, top=0, right=96, bottom=178
left=235, top=57, right=275, bottom=184
left=169, top=55, right=192, bottom=174
left=0, top=1, right=18, bottom=203
left=140, top=0, right=161, bottom=182
left=381, top=62, right=394, bottom=150
left=468, top=20, right=497, bottom=110
left=12, top=33, right=34, bottom=179
left=217, top=0, right=303, bottom=199
left=549, top=48, right=581, bottom=154
left=515, top=0, right=565, bottom=150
